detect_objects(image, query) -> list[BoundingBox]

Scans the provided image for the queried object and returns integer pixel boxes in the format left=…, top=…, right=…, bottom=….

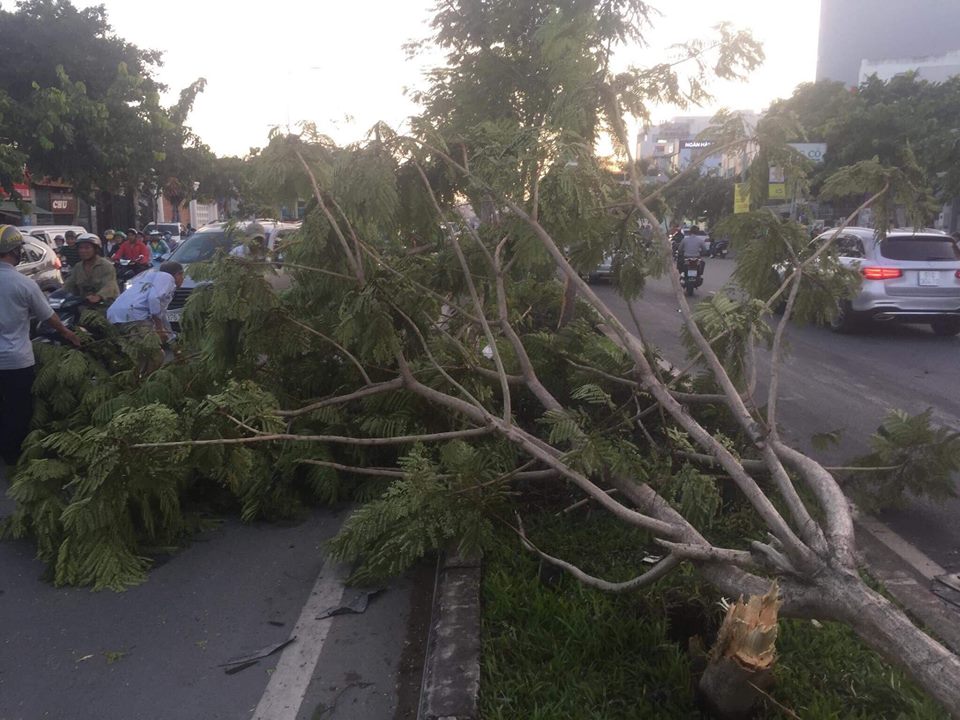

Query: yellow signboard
left=768, top=183, right=787, bottom=200
left=734, top=183, right=750, bottom=214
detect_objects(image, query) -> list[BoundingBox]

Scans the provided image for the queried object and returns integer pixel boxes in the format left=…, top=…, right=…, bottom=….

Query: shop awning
left=0, top=201, right=52, bottom=217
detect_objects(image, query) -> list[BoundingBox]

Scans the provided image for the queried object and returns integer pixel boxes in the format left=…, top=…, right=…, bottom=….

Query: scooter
left=32, top=288, right=97, bottom=343
left=709, top=237, right=729, bottom=258
left=114, top=257, right=151, bottom=287
left=678, top=254, right=704, bottom=297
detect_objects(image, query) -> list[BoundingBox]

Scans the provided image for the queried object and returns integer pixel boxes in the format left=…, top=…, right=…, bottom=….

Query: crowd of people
left=53, top=226, right=191, bottom=266
left=0, top=223, right=188, bottom=467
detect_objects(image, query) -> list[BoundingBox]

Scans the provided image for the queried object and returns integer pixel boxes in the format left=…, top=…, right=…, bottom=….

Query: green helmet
left=0, top=224, right=25, bottom=254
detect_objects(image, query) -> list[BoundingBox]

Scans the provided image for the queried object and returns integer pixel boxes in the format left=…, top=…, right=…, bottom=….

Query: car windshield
left=167, top=231, right=234, bottom=264
left=156, top=224, right=181, bottom=235
left=879, top=237, right=960, bottom=262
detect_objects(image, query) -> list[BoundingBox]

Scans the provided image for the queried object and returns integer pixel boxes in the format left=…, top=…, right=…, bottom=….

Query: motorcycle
left=114, top=257, right=151, bottom=287
left=677, top=254, right=704, bottom=297
left=33, top=288, right=97, bottom=343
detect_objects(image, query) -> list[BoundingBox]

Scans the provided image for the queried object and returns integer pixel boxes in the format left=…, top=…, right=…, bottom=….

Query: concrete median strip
left=417, top=551, right=481, bottom=720
left=252, top=559, right=350, bottom=720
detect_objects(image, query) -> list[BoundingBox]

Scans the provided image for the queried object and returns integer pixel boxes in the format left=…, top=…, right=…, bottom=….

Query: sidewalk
left=0, top=475, right=426, bottom=720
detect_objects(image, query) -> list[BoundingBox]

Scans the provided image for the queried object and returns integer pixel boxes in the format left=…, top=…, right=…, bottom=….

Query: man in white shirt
left=0, top=226, right=80, bottom=465
left=107, top=261, right=185, bottom=345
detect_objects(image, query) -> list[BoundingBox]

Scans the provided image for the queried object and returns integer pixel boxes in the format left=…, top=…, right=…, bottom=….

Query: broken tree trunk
left=699, top=583, right=781, bottom=719
left=828, top=573, right=960, bottom=719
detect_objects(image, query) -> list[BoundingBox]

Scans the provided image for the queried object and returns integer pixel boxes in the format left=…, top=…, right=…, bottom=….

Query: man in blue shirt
left=107, top=261, right=185, bottom=346
left=0, top=226, right=80, bottom=466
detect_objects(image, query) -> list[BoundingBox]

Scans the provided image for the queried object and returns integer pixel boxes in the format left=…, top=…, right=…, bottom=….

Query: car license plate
left=919, top=271, right=940, bottom=286
left=686, top=269, right=698, bottom=277
left=167, top=308, right=183, bottom=323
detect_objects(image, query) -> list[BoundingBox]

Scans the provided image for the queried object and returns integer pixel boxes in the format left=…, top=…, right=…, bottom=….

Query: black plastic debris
left=316, top=587, right=386, bottom=620
left=220, top=637, right=296, bottom=675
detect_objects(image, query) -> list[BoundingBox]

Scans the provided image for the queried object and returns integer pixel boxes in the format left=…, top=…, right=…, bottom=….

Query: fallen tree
left=6, top=1, right=960, bottom=715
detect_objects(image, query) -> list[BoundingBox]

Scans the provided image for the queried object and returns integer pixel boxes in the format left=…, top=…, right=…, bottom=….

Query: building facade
left=637, top=113, right=759, bottom=178
left=817, top=0, right=960, bottom=86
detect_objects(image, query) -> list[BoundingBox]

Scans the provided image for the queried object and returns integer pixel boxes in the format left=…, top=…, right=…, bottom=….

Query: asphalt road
left=0, top=493, right=425, bottom=720
left=592, top=257, right=960, bottom=573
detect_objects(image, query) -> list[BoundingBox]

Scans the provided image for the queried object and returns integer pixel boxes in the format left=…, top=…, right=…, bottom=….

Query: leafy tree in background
left=0, top=0, right=211, bottom=227
left=0, top=0, right=161, bottom=196
left=769, top=74, right=960, bottom=213
left=662, top=172, right=734, bottom=229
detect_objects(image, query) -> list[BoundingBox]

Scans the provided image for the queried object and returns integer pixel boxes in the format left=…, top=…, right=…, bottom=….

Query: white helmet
left=75, top=233, right=102, bottom=247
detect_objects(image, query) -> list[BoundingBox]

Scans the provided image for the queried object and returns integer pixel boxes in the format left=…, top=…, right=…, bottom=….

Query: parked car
left=806, top=227, right=960, bottom=335
left=17, top=224, right=86, bottom=247
left=16, top=236, right=63, bottom=291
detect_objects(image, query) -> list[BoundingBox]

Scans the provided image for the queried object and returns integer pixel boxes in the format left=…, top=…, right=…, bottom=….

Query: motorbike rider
left=677, top=227, right=709, bottom=262
left=58, top=230, right=81, bottom=268
left=0, top=226, right=81, bottom=466
left=111, top=228, right=152, bottom=265
left=146, top=230, right=170, bottom=260
left=102, top=228, right=119, bottom=256
left=62, top=234, right=120, bottom=305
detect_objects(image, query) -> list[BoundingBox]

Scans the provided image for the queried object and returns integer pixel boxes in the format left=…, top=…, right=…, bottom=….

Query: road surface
left=592, top=257, right=960, bottom=573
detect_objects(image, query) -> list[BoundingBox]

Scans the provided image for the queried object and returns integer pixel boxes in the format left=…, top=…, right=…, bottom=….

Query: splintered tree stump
left=698, top=582, right=781, bottom=719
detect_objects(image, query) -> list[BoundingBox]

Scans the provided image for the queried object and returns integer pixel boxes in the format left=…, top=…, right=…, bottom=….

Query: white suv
left=819, top=227, right=960, bottom=335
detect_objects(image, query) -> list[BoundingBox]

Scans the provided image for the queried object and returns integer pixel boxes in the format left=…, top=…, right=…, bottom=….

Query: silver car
left=822, top=227, right=960, bottom=335
left=16, top=237, right=63, bottom=292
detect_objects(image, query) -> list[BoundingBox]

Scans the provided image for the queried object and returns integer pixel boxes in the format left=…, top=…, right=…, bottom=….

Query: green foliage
left=4, top=403, right=187, bottom=590
left=682, top=291, right=771, bottom=385
left=662, top=172, right=735, bottom=229
left=328, top=443, right=507, bottom=583
left=656, top=464, right=722, bottom=530
left=844, top=410, right=960, bottom=513
left=718, top=211, right=861, bottom=328
left=820, top=153, right=939, bottom=236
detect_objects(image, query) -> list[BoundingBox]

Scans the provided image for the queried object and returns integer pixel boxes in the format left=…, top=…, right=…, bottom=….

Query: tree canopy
left=0, top=0, right=211, bottom=209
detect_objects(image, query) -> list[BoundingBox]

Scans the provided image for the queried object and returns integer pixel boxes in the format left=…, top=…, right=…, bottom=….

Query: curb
left=417, top=551, right=482, bottom=720
left=857, top=517, right=960, bottom=655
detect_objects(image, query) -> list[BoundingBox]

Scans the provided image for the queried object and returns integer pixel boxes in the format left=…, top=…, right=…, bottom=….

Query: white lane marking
left=858, top=515, right=947, bottom=581
left=252, top=559, right=350, bottom=720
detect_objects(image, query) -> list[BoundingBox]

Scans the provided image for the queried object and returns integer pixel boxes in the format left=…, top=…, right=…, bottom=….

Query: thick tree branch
left=132, top=426, right=493, bottom=449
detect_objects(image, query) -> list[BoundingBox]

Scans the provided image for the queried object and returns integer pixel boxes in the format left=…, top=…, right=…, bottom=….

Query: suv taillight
left=861, top=267, right=902, bottom=280
left=955, top=270, right=960, bottom=279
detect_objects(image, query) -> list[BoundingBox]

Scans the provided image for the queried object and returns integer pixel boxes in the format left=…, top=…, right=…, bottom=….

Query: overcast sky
left=76, top=0, right=822, bottom=157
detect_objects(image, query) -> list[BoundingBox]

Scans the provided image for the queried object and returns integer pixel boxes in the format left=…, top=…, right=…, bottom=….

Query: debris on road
left=316, top=587, right=385, bottom=619
left=220, top=637, right=296, bottom=675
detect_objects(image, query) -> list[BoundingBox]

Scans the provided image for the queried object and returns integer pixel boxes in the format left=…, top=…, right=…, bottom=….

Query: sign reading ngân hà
left=680, top=139, right=714, bottom=150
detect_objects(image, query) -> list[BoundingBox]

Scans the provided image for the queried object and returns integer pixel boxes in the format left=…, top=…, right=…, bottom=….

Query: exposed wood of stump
left=698, top=582, right=781, bottom=719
